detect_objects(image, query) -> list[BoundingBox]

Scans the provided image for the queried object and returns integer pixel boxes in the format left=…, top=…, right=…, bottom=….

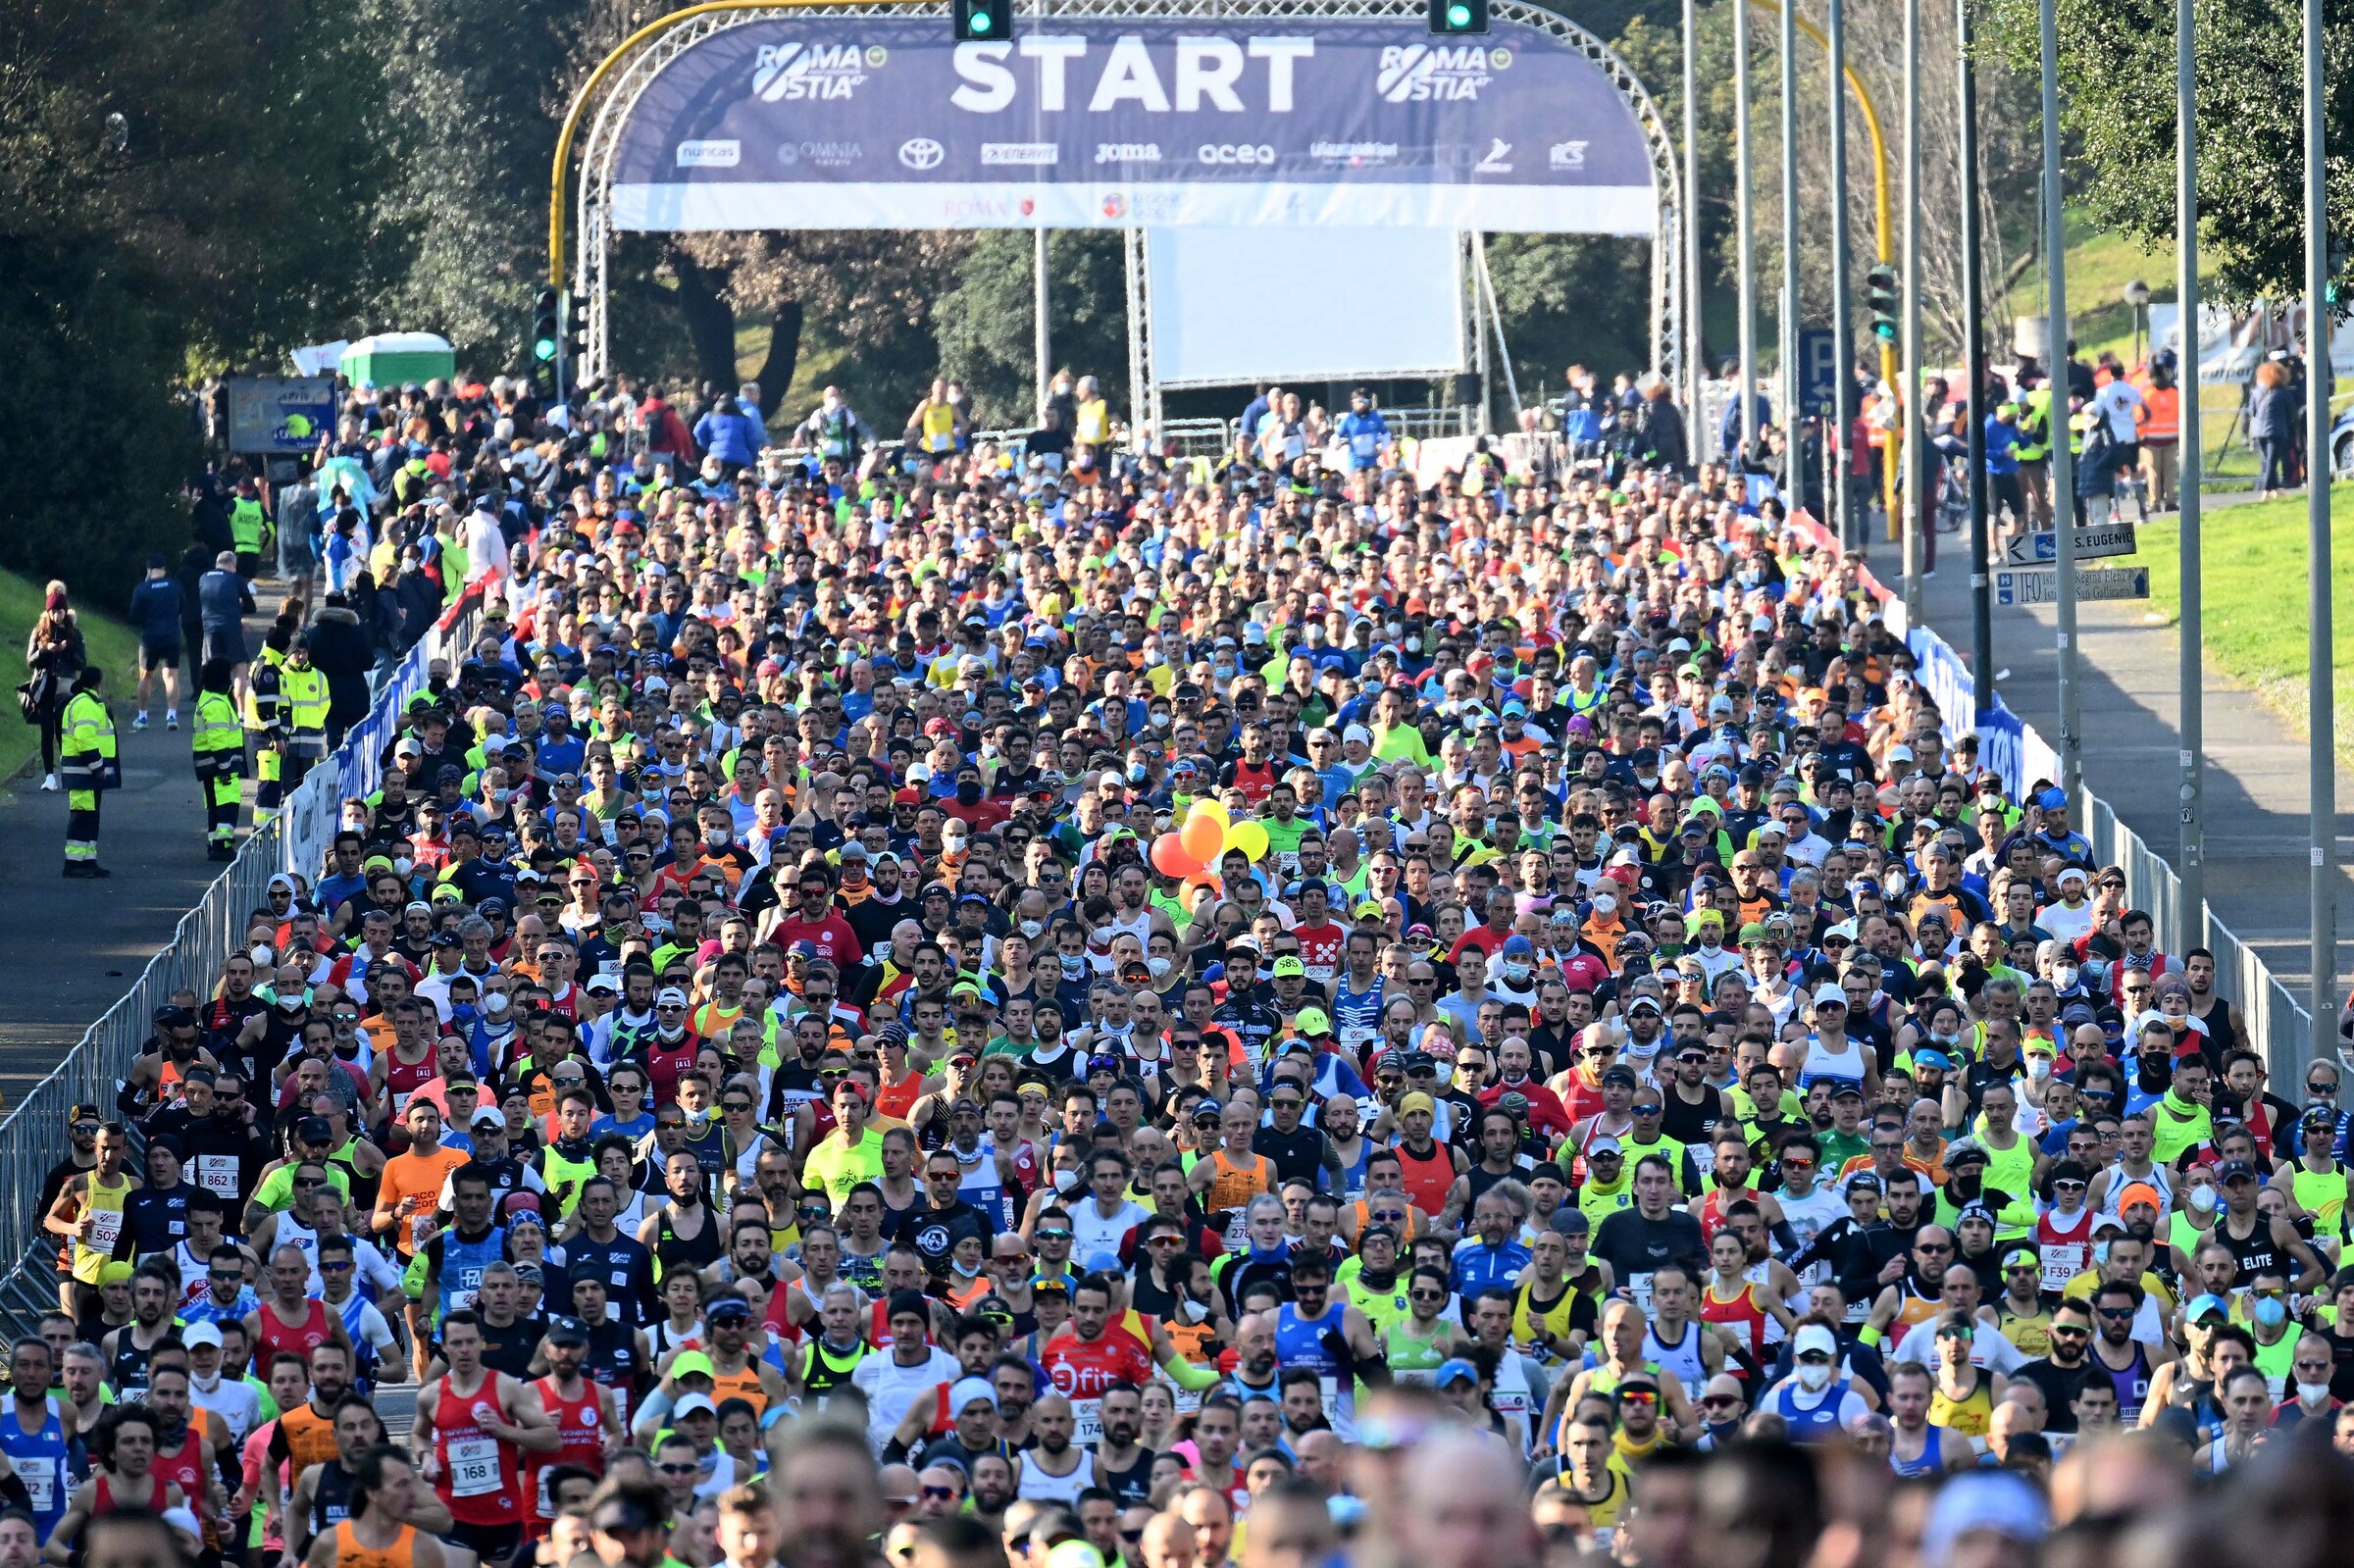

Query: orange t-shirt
left=378, top=1145, right=469, bottom=1256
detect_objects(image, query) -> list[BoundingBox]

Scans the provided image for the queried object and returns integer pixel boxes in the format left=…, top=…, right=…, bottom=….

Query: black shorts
left=447, top=1519, right=524, bottom=1564
left=139, top=639, right=182, bottom=672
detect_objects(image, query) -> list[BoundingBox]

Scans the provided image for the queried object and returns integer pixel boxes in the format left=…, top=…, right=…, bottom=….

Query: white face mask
left=1593, top=893, right=1616, bottom=917
left=1176, top=1297, right=1208, bottom=1324
left=1433, top=1065, right=1456, bottom=1089
left=484, top=992, right=510, bottom=1016
left=1148, top=956, right=1173, bottom=979
left=1053, top=1169, right=1082, bottom=1194
left=2186, top=1186, right=2217, bottom=1214
left=2299, top=1381, right=2333, bottom=1404
left=1796, top=1360, right=1834, bottom=1391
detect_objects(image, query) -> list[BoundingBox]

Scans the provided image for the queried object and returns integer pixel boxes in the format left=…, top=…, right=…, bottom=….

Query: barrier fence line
left=1782, top=507, right=2315, bottom=1077
left=0, top=588, right=486, bottom=1340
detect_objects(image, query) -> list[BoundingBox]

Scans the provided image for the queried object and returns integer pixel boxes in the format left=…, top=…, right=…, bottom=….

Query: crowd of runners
left=11, top=365, right=2352, bottom=1568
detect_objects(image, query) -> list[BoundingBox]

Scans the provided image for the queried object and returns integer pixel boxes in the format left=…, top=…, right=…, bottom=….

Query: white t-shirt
left=850, top=1346, right=961, bottom=1456
left=2094, top=379, right=2146, bottom=443
left=1071, top=1198, right=1153, bottom=1262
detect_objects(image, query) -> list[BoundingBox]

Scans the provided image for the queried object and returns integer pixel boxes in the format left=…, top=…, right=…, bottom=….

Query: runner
left=412, top=1311, right=558, bottom=1566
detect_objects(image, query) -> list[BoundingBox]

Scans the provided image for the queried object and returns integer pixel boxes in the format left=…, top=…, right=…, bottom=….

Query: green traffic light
left=535, top=336, right=557, bottom=361
left=970, top=7, right=992, bottom=28
left=1446, top=4, right=1471, bottom=25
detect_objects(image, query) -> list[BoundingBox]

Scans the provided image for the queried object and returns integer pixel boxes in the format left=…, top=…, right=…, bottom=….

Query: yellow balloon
left=1226, top=821, right=1270, bottom=862
left=1190, top=798, right=1230, bottom=832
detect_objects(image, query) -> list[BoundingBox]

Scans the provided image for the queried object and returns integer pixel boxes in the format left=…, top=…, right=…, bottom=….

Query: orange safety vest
left=2139, top=384, right=2180, bottom=443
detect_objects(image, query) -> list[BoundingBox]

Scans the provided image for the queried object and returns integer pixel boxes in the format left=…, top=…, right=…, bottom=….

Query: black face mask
left=957, top=782, right=983, bottom=805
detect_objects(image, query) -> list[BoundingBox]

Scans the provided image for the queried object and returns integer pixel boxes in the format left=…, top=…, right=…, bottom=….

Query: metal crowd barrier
left=0, top=588, right=485, bottom=1338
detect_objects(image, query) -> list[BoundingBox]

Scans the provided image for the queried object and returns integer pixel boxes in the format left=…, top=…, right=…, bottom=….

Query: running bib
left=2040, top=1250, right=2080, bottom=1294
left=20, top=1458, right=54, bottom=1514
left=447, top=1437, right=503, bottom=1496
left=1073, top=1397, right=1102, bottom=1446
left=196, top=1157, right=240, bottom=1197
left=87, top=1210, right=123, bottom=1253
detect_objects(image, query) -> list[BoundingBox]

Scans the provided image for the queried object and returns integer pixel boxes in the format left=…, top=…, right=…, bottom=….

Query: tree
left=1983, top=0, right=2354, bottom=308
left=935, top=230, right=1131, bottom=429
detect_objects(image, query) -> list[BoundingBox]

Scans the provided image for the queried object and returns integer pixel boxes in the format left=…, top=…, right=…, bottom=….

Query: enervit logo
left=1198, top=143, right=1277, bottom=165
left=1548, top=140, right=1589, bottom=170
left=676, top=140, right=741, bottom=167
left=898, top=137, right=945, bottom=170
left=1096, top=142, right=1163, bottom=164
left=981, top=142, right=1060, bottom=165
left=1473, top=138, right=1512, bottom=174
left=751, top=41, right=873, bottom=101
left=1374, top=43, right=1499, bottom=102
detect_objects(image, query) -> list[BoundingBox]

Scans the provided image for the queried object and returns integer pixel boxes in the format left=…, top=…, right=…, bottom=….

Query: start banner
left=608, top=13, right=1660, bottom=233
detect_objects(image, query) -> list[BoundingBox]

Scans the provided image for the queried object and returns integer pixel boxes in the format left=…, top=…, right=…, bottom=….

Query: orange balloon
left=1181, top=810, right=1226, bottom=867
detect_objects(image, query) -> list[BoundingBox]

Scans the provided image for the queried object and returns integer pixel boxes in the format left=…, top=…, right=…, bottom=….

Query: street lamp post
left=2040, top=0, right=2079, bottom=805
left=2176, top=0, right=2205, bottom=931
left=2124, top=278, right=2152, bottom=368
left=2302, top=0, right=2339, bottom=1053
left=1737, top=0, right=1760, bottom=451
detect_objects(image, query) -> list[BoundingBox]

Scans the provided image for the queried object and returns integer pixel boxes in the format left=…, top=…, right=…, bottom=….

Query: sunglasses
left=2097, top=1306, right=2135, bottom=1320
left=921, top=1486, right=960, bottom=1500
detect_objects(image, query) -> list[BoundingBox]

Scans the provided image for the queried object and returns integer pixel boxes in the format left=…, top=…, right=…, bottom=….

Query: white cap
left=1343, top=725, right=1373, bottom=746
left=180, top=1321, right=224, bottom=1349
left=472, top=1108, right=506, bottom=1130
left=674, top=1393, right=718, bottom=1418
left=1793, top=1323, right=1839, bottom=1359
left=657, top=986, right=691, bottom=1006
left=1814, top=983, right=1850, bottom=1006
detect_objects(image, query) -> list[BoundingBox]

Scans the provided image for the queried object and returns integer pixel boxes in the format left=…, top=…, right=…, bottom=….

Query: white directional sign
left=1994, top=566, right=2151, bottom=606
left=1999, top=525, right=2138, bottom=566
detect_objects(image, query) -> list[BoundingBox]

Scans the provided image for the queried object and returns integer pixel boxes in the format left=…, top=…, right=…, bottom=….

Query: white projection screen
left=1145, top=227, right=1463, bottom=387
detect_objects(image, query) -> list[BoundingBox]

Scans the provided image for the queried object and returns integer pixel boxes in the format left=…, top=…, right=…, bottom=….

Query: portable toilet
left=339, top=331, right=458, bottom=390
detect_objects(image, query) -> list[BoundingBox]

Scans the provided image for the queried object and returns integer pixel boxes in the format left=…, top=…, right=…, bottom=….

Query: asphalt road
left=1904, top=505, right=2354, bottom=1031
left=0, top=576, right=290, bottom=1105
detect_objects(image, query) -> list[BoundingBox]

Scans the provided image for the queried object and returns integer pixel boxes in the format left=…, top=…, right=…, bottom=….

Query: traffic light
left=954, top=0, right=1010, bottom=41
left=532, top=287, right=560, bottom=367
left=565, top=296, right=589, bottom=387
left=1866, top=263, right=1899, bottom=344
left=1429, top=0, right=1488, bottom=33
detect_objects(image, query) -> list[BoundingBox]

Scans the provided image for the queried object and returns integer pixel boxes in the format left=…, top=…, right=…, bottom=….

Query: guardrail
left=1790, top=510, right=2319, bottom=1077
left=0, top=586, right=486, bottom=1338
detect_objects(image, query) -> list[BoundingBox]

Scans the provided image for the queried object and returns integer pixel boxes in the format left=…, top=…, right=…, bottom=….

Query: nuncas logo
left=751, top=41, right=874, bottom=101
left=1374, top=43, right=1500, bottom=102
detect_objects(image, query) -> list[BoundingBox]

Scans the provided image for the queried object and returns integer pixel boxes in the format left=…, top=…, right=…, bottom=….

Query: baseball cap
left=1295, top=1008, right=1332, bottom=1037
left=1271, top=955, right=1307, bottom=979
left=1792, top=1323, right=1839, bottom=1360
left=544, top=1315, right=590, bottom=1346
left=673, top=1393, right=718, bottom=1418
left=2186, top=1292, right=2231, bottom=1323
left=180, top=1321, right=224, bottom=1349
left=1434, top=1358, right=1479, bottom=1390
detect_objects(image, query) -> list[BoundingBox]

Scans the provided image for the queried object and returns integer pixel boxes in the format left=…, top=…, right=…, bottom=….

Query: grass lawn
left=0, top=572, right=145, bottom=784
left=2125, top=487, right=2354, bottom=768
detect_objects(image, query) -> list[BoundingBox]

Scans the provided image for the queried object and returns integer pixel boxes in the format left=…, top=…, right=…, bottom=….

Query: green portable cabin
left=338, top=331, right=457, bottom=391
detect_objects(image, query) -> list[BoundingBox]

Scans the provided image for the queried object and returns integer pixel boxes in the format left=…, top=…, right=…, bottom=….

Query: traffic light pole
left=1900, top=0, right=1924, bottom=627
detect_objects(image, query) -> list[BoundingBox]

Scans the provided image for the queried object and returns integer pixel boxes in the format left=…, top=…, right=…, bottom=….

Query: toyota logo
left=898, top=137, right=945, bottom=171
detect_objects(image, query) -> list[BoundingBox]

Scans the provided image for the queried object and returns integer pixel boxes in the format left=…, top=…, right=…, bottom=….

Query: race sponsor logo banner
left=614, top=14, right=1658, bottom=232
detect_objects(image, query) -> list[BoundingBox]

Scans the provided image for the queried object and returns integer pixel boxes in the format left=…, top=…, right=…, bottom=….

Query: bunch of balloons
left=1150, top=797, right=1269, bottom=902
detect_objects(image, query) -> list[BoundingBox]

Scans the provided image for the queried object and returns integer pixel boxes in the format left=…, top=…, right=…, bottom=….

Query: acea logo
left=1374, top=42, right=1505, bottom=102
left=750, top=41, right=882, bottom=101
left=898, top=137, right=945, bottom=170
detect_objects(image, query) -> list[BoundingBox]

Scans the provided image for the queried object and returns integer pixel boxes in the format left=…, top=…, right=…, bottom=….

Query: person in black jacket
left=1638, top=375, right=1691, bottom=476
left=305, top=592, right=375, bottom=746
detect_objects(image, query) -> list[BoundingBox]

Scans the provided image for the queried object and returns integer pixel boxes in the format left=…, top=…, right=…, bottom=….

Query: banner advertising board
left=225, top=378, right=336, bottom=456
left=608, top=15, right=1659, bottom=232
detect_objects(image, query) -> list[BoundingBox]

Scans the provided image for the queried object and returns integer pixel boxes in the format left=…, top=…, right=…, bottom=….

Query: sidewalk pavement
left=1895, top=509, right=2354, bottom=1025
left=0, top=579, right=290, bottom=1101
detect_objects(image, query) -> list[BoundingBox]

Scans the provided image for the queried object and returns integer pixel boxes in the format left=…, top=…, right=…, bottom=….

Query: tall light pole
left=1780, top=0, right=1801, bottom=443
left=1828, top=0, right=1855, bottom=547
left=1034, top=227, right=1051, bottom=415
left=1685, top=0, right=1705, bottom=422
left=2303, top=0, right=2339, bottom=1051
left=1736, top=0, right=1759, bottom=451
left=1901, top=0, right=1924, bottom=626
left=2176, top=0, right=2204, bottom=930
left=2040, top=0, right=2078, bottom=805
left=1960, top=0, right=1991, bottom=717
